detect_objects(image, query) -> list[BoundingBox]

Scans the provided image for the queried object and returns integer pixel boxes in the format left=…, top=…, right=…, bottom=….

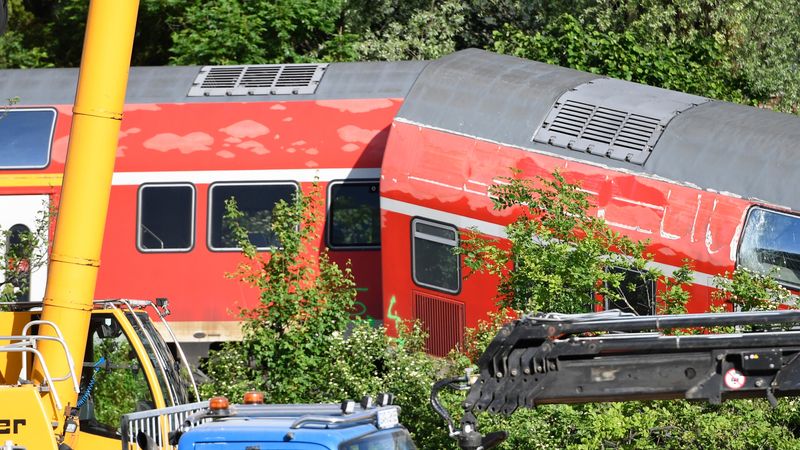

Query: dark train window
left=208, top=182, right=297, bottom=251
left=327, top=180, right=380, bottom=249
left=412, top=219, right=460, bottom=294
left=604, top=267, right=655, bottom=315
left=6, top=224, right=31, bottom=302
left=137, top=184, right=195, bottom=252
left=0, top=108, right=56, bottom=168
left=738, top=207, right=800, bottom=289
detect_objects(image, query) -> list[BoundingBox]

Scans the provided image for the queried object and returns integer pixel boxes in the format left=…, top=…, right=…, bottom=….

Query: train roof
left=398, top=49, right=800, bottom=211
left=0, top=60, right=428, bottom=105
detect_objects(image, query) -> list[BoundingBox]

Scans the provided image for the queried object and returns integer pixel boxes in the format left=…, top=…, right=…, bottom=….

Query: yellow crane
left=0, top=1, right=199, bottom=448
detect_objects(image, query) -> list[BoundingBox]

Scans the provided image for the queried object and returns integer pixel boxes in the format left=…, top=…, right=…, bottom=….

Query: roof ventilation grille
left=189, top=63, right=328, bottom=97
left=533, top=78, right=708, bottom=165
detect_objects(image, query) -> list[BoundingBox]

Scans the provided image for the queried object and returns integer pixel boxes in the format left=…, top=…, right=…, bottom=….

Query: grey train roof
left=398, top=49, right=800, bottom=212
left=0, top=60, right=428, bottom=105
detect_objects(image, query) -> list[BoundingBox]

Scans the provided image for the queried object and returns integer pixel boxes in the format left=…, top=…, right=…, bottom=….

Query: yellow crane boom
left=8, top=1, right=141, bottom=448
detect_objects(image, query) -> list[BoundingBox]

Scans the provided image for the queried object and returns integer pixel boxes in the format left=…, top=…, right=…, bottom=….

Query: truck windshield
left=127, top=312, right=193, bottom=405
left=339, top=429, right=417, bottom=450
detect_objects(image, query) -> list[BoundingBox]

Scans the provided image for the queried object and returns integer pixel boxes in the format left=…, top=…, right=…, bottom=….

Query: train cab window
left=604, top=267, right=656, bottom=315
left=79, top=314, right=155, bottom=439
left=0, top=108, right=56, bottom=169
left=137, top=184, right=195, bottom=252
left=412, top=219, right=460, bottom=294
left=209, top=182, right=297, bottom=250
left=327, top=180, right=380, bottom=249
left=738, top=207, right=800, bottom=289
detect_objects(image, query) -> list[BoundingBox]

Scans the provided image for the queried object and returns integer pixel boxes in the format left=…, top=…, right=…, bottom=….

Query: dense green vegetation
left=2, top=0, right=799, bottom=112
left=201, top=176, right=800, bottom=448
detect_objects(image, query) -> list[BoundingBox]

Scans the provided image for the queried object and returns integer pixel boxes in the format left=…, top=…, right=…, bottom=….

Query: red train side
left=380, top=50, right=800, bottom=355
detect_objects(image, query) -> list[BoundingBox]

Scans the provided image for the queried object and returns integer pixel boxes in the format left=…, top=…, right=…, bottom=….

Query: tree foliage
left=459, top=170, right=667, bottom=314
left=199, top=185, right=453, bottom=446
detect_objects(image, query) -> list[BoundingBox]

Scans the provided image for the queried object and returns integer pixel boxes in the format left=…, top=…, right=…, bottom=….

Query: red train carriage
left=0, top=61, right=425, bottom=359
left=1, top=50, right=799, bottom=359
left=380, top=50, right=800, bottom=355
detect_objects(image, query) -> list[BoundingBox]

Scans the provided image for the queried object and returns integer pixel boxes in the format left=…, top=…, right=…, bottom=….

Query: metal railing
left=121, top=401, right=208, bottom=450
left=0, top=320, right=79, bottom=412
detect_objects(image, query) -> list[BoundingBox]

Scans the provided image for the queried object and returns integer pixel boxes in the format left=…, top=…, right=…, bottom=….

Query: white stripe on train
left=380, top=197, right=718, bottom=289
left=111, top=167, right=381, bottom=185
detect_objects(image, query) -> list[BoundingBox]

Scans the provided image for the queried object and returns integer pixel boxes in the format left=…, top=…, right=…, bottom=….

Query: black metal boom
left=432, top=310, right=800, bottom=450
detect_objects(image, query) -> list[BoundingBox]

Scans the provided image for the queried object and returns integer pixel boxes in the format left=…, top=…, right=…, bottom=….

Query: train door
left=0, top=194, right=49, bottom=303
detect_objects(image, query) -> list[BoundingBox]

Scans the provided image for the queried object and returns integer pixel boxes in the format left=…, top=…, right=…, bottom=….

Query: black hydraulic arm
left=431, top=310, right=800, bottom=450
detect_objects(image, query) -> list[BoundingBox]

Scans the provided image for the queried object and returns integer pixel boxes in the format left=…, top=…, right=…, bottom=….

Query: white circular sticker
left=724, top=368, right=746, bottom=390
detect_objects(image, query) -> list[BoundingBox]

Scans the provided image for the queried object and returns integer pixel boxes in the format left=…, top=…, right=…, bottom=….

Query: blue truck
left=123, top=393, right=416, bottom=450
left=178, top=395, right=414, bottom=450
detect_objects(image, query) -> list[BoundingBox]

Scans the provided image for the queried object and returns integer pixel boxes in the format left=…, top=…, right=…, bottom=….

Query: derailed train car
left=0, top=49, right=797, bottom=357
left=380, top=50, right=800, bottom=354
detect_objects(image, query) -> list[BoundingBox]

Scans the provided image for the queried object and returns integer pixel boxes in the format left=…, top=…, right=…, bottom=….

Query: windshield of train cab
left=0, top=108, right=55, bottom=168
left=738, top=207, right=800, bottom=290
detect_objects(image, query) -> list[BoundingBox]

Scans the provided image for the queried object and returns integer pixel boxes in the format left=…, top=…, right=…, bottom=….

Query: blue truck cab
left=175, top=394, right=417, bottom=450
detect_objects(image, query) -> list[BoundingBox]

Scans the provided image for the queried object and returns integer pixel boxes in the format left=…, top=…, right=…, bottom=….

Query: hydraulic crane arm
left=432, top=310, right=800, bottom=450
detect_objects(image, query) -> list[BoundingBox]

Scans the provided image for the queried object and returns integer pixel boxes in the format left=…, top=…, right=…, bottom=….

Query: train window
left=137, top=184, right=195, bottom=252
left=412, top=219, right=460, bottom=294
left=604, top=267, right=655, bottom=315
left=327, top=180, right=380, bottom=249
left=0, top=108, right=56, bottom=169
left=208, top=182, right=297, bottom=251
left=5, top=224, right=32, bottom=302
left=738, top=207, right=800, bottom=289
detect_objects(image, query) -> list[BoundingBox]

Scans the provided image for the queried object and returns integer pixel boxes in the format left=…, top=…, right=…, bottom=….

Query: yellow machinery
left=0, top=299, right=199, bottom=449
left=0, top=1, right=200, bottom=448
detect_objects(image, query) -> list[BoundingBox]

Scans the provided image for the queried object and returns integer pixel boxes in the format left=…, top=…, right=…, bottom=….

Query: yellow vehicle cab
left=0, top=299, right=198, bottom=449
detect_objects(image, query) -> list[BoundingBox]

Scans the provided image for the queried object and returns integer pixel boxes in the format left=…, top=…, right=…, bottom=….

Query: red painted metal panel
left=412, top=291, right=465, bottom=357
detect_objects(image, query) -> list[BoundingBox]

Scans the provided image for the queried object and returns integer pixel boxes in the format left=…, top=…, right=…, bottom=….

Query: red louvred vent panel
left=412, top=291, right=465, bottom=357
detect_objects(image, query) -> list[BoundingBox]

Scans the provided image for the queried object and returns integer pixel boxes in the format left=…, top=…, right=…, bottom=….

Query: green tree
left=492, top=1, right=800, bottom=111
left=351, top=0, right=466, bottom=61
left=199, top=184, right=455, bottom=446
left=493, top=14, right=748, bottom=104
left=458, top=170, right=663, bottom=314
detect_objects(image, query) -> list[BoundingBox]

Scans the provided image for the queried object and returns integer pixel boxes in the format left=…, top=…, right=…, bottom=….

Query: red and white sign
left=724, top=369, right=746, bottom=390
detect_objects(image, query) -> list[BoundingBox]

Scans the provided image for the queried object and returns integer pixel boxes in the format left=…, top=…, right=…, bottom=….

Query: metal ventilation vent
left=188, top=63, right=328, bottom=97
left=533, top=78, right=708, bottom=165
